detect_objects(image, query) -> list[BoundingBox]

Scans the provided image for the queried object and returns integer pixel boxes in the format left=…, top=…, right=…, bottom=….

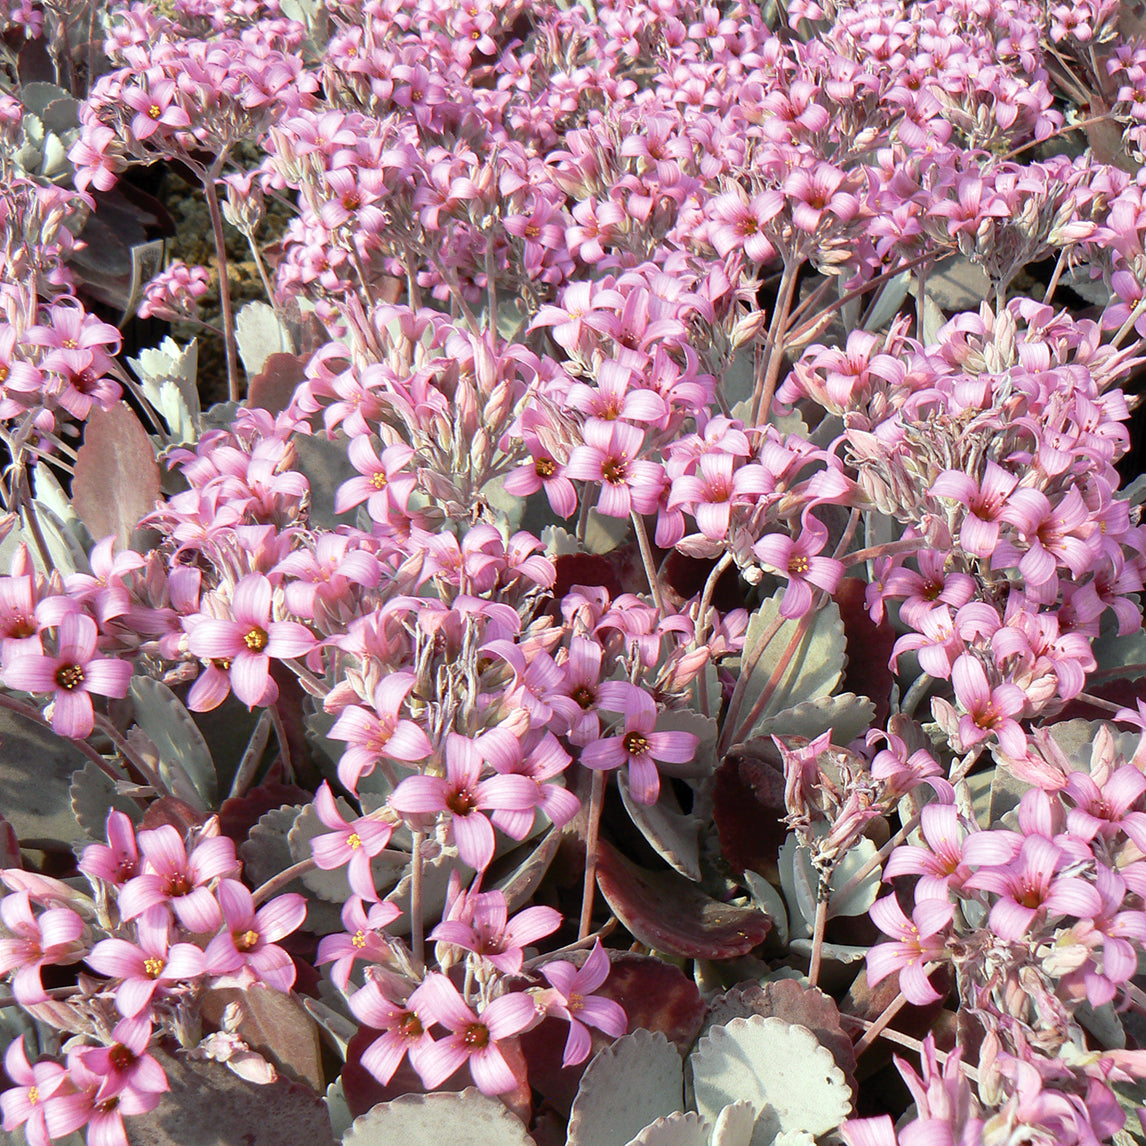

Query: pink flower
left=866, top=895, right=953, bottom=1004
left=707, top=185, right=783, bottom=261
left=565, top=419, right=663, bottom=518
left=413, top=973, right=536, bottom=1095
left=1, top=1038, right=73, bottom=1146
left=579, top=699, right=699, bottom=805
left=536, top=939, right=627, bottom=1066
left=964, top=835, right=1102, bottom=941
left=667, top=453, right=773, bottom=540
left=950, top=654, right=1028, bottom=757
left=121, top=78, right=191, bottom=142
left=883, top=802, right=972, bottom=900
left=117, top=825, right=238, bottom=931
left=929, top=461, right=1019, bottom=559
left=72, top=1015, right=168, bottom=1102
left=327, top=672, right=434, bottom=794
left=388, top=734, right=538, bottom=871
left=784, top=163, right=859, bottom=232
left=309, top=783, right=394, bottom=901
left=0, top=891, right=85, bottom=1005
left=79, top=810, right=140, bottom=888
left=85, top=909, right=206, bottom=1018
left=348, top=977, right=438, bottom=1086
left=185, top=573, right=316, bottom=711
left=203, top=880, right=306, bottom=992
left=334, top=439, right=417, bottom=522
left=316, top=896, right=401, bottom=992
left=3, top=611, right=132, bottom=739
left=752, top=514, right=845, bottom=619
left=431, top=887, right=561, bottom=975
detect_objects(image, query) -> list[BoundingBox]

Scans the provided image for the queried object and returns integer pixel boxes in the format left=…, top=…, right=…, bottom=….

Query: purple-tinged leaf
left=72, top=402, right=161, bottom=549
left=596, top=841, right=771, bottom=959
left=200, top=985, right=324, bottom=1092
left=122, top=1046, right=335, bottom=1146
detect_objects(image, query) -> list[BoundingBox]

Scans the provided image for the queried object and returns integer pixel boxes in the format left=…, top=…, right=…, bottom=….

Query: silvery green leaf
left=690, top=1017, right=850, bottom=1145
left=620, top=771, right=703, bottom=882
left=40, top=131, right=70, bottom=180
left=568, top=1030, right=684, bottom=1146
left=1090, top=609, right=1146, bottom=680
left=778, top=836, right=819, bottom=934
left=129, top=677, right=216, bottom=809
left=121, top=239, right=166, bottom=326
left=747, top=693, right=875, bottom=750
left=584, top=507, right=630, bottom=554
left=69, top=761, right=142, bottom=844
left=863, top=270, right=911, bottom=332
left=727, top=591, right=845, bottom=742
left=826, top=837, right=881, bottom=918
left=236, top=301, right=294, bottom=378
left=342, top=1089, right=532, bottom=1146
left=742, top=871, right=788, bottom=948
left=383, top=850, right=460, bottom=937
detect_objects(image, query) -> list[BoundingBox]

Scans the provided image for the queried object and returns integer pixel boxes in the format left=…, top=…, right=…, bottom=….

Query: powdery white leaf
left=342, top=1088, right=533, bottom=1145
left=236, top=300, right=294, bottom=379
left=713, top=1102, right=759, bottom=1146
left=130, top=336, right=200, bottom=442
left=690, top=1017, right=851, bottom=1145
left=325, top=1078, right=354, bottom=1141
left=568, top=1030, right=684, bottom=1146
left=130, top=677, right=216, bottom=809
left=624, top=1111, right=710, bottom=1146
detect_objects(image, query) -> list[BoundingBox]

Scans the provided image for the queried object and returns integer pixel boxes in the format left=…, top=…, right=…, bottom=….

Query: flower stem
left=203, top=160, right=241, bottom=402
left=853, top=988, right=913, bottom=1058
left=579, top=769, right=606, bottom=941
left=411, top=829, right=425, bottom=968
left=252, top=856, right=316, bottom=904
left=807, top=890, right=829, bottom=990
left=631, top=511, right=665, bottom=614
left=750, top=260, right=799, bottom=425
left=229, top=710, right=272, bottom=800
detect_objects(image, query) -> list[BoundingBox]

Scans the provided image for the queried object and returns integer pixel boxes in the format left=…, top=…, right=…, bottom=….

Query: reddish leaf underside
left=72, top=401, right=161, bottom=549
left=595, top=840, right=771, bottom=959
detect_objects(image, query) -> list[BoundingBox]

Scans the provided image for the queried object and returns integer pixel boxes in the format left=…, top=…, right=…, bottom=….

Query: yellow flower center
left=55, top=663, right=85, bottom=691
left=243, top=627, right=268, bottom=652
left=235, top=929, right=260, bottom=952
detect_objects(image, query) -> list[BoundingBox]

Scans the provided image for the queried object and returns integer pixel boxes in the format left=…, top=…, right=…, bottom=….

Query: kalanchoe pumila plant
left=5, top=0, right=1146, bottom=1144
